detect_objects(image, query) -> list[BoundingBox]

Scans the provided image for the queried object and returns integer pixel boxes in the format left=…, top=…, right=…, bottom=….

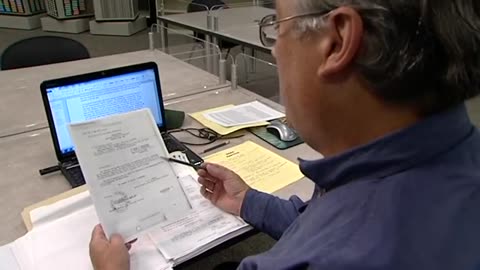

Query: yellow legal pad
left=205, top=141, right=304, bottom=194
left=189, top=105, right=269, bottom=135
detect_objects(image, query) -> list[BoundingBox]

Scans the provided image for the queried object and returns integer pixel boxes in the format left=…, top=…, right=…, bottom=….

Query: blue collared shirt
left=239, top=105, right=480, bottom=270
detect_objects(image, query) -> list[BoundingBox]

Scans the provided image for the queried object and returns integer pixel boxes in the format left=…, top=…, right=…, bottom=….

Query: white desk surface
left=0, top=50, right=223, bottom=138
left=0, top=87, right=319, bottom=245
left=159, top=6, right=273, bottom=51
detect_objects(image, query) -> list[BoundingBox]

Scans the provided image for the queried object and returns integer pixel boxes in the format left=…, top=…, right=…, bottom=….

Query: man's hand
left=89, top=224, right=130, bottom=270
left=197, top=163, right=250, bottom=216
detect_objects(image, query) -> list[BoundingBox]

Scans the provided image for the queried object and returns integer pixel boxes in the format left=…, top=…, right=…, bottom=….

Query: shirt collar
left=299, top=104, right=475, bottom=190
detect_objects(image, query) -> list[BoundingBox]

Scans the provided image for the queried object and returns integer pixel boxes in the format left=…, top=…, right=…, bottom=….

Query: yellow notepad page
left=205, top=141, right=304, bottom=194
left=190, top=105, right=269, bottom=135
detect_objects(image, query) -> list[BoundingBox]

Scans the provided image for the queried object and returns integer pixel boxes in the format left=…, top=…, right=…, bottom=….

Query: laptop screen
left=44, top=65, right=164, bottom=157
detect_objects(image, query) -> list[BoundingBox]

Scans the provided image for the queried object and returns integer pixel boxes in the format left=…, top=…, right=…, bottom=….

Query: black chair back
left=1, top=36, right=90, bottom=70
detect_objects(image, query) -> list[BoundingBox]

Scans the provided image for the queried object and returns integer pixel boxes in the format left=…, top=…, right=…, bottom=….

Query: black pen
left=162, top=156, right=201, bottom=170
left=203, top=141, right=230, bottom=154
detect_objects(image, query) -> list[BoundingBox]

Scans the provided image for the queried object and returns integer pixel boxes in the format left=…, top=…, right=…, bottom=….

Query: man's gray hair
left=293, top=0, right=480, bottom=115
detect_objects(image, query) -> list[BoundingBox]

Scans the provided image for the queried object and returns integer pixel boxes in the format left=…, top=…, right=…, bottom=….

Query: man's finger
left=200, top=186, right=207, bottom=198
left=200, top=186, right=212, bottom=200
left=91, top=224, right=107, bottom=242
left=198, top=177, right=216, bottom=191
left=197, top=169, right=208, bottom=177
left=198, top=172, right=219, bottom=183
left=110, top=234, right=126, bottom=246
left=197, top=176, right=208, bottom=185
left=197, top=169, right=218, bottom=183
left=205, top=163, right=234, bottom=181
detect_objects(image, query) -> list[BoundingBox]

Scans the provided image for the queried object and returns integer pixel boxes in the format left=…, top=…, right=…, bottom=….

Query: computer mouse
left=266, top=120, right=298, bottom=142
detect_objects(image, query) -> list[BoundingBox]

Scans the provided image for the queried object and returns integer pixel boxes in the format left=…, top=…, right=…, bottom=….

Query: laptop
left=40, top=62, right=203, bottom=188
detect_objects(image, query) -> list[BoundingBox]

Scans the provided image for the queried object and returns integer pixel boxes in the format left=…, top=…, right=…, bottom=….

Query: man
left=90, top=0, right=480, bottom=269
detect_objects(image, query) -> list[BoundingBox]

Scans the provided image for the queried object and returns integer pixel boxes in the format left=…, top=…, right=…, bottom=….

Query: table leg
left=158, top=0, right=165, bottom=16
left=160, top=21, right=169, bottom=53
left=246, top=47, right=256, bottom=73
left=212, top=36, right=220, bottom=76
left=252, top=48, right=257, bottom=73
left=205, top=35, right=213, bottom=74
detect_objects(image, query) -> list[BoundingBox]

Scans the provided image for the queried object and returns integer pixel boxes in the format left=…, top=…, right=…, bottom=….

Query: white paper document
left=8, top=234, right=34, bottom=270
left=1, top=190, right=173, bottom=270
left=30, top=205, right=98, bottom=270
left=30, top=190, right=93, bottom=229
left=0, top=244, right=20, bottom=270
left=202, top=101, right=284, bottom=127
left=149, top=175, right=249, bottom=260
left=30, top=207, right=172, bottom=270
left=2, top=150, right=248, bottom=270
left=69, top=109, right=192, bottom=241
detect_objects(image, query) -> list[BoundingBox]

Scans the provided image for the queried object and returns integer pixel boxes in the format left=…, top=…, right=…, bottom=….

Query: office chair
left=1, top=36, right=90, bottom=70
left=187, top=0, right=238, bottom=58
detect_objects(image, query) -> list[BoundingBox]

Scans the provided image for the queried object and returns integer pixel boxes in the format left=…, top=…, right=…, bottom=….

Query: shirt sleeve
left=240, top=189, right=308, bottom=240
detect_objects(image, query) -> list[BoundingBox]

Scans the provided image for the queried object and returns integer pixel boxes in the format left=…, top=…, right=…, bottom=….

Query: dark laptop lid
left=40, top=62, right=167, bottom=162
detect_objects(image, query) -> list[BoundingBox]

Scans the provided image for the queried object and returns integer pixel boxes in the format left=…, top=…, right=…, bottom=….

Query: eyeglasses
left=167, top=128, right=244, bottom=146
left=258, top=11, right=331, bottom=47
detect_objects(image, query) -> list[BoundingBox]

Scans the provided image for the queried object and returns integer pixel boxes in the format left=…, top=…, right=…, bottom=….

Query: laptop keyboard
left=61, top=134, right=203, bottom=189
left=63, top=165, right=86, bottom=188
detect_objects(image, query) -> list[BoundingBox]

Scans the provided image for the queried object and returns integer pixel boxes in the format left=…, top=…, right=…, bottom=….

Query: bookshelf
left=45, top=0, right=94, bottom=20
left=0, top=0, right=45, bottom=15
left=90, top=0, right=146, bottom=36
left=41, top=0, right=94, bottom=33
left=0, top=0, right=45, bottom=29
left=93, top=0, right=139, bottom=21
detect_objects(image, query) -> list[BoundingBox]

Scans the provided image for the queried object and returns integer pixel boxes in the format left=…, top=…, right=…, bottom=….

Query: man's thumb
left=91, top=224, right=107, bottom=242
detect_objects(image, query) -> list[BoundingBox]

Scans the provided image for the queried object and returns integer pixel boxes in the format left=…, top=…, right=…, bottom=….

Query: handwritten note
left=189, top=105, right=269, bottom=135
left=205, top=141, right=304, bottom=194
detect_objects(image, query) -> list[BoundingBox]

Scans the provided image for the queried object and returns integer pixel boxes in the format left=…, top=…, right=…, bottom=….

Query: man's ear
left=317, top=7, right=363, bottom=78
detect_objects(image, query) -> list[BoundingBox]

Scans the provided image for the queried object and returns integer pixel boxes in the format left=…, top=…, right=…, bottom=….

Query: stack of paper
left=148, top=175, right=250, bottom=264
left=147, top=153, right=251, bottom=264
left=190, top=101, right=285, bottom=135
left=203, top=101, right=285, bottom=127
left=0, top=109, right=253, bottom=270
left=68, top=109, right=251, bottom=267
left=0, top=190, right=172, bottom=270
left=0, top=152, right=250, bottom=270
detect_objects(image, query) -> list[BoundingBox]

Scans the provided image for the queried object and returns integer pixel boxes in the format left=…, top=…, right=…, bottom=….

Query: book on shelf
left=15, top=0, right=24, bottom=13
left=9, top=0, right=17, bottom=12
left=79, top=0, right=85, bottom=11
left=30, top=0, right=38, bottom=13
left=0, top=0, right=46, bottom=15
